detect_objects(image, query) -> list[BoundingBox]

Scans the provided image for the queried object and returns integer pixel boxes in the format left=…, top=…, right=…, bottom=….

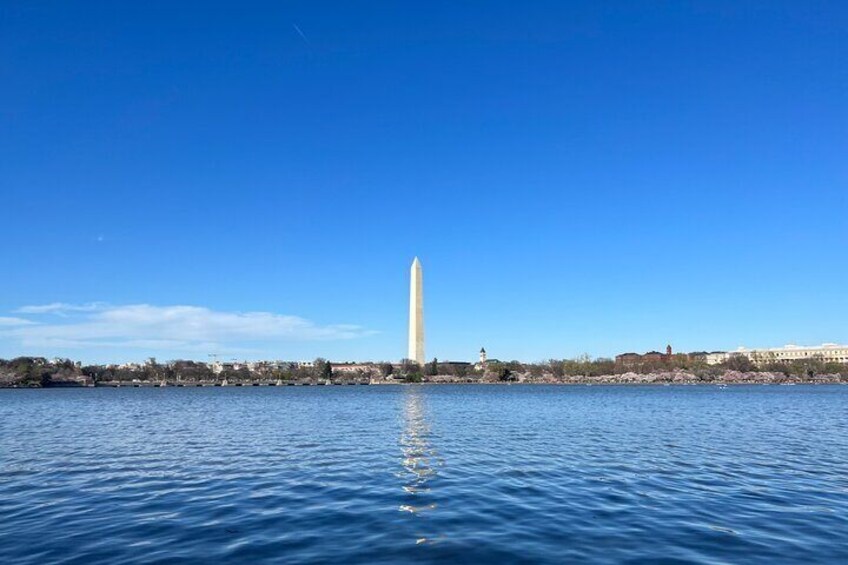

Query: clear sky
left=1, top=1, right=846, bottom=364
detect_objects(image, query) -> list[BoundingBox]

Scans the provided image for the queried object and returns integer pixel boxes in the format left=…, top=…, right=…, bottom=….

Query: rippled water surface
left=1, top=385, right=847, bottom=563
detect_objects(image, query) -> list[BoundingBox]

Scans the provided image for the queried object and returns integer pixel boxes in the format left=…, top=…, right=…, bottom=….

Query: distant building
left=441, top=361, right=472, bottom=369
left=706, top=344, right=848, bottom=366
left=615, top=353, right=642, bottom=366
left=475, top=347, right=497, bottom=371
left=705, top=352, right=729, bottom=365
left=615, top=345, right=673, bottom=366
left=642, top=351, right=665, bottom=363
left=331, top=363, right=376, bottom=374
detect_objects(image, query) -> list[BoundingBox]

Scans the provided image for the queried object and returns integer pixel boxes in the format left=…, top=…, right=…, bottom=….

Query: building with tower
left=474, top=347, right=499, bottom=371
left=615, top=345, right=674, bottom=366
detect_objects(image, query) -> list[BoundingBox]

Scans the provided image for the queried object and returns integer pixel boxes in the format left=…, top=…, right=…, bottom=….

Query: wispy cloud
left=0, top=317, right=36, bottom=326
left=2, top=303, right=376, bottom=352
left=292, top=23, right=311, bottom=46
left=15, top=302, right=105, bottom=315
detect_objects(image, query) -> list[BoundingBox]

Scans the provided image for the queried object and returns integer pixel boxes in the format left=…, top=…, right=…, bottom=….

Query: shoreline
left=2, top=379, right=845, bottom=389
left=3, top=357, right=847, bottom=388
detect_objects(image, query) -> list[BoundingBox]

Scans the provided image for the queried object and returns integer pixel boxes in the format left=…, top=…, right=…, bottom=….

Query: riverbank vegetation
left=1, top=355, right=846, bottom=388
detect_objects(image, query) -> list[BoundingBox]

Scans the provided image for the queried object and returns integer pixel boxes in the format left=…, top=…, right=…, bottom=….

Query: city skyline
left=1, top=2, right=846, bottom=363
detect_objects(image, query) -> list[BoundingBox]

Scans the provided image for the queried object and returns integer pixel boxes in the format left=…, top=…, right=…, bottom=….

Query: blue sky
left=1, top=1, right=846, bottom=364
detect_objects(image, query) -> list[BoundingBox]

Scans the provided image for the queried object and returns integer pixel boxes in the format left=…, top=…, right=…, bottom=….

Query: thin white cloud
left=2, top=303, right=377, bottom=351
left=15, top=302, right=105, bottom=315
left=0, top=317, right=36, bottom=326
left=292, top=23, right=311, bottom=46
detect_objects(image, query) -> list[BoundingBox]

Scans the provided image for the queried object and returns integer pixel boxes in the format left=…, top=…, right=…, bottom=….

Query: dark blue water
left=1, top=385, right=847, bottom=564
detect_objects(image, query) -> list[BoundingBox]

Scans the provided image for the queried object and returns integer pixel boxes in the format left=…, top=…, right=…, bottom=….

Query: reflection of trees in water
left=399, top=386, right=440, bottom=517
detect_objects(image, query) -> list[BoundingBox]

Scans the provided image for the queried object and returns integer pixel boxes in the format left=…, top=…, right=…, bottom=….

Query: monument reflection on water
left=399, top=386, right=441, bottom=527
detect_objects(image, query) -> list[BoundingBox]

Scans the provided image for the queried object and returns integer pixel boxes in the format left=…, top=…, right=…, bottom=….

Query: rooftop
left=733, top=343, right=848, bottom=353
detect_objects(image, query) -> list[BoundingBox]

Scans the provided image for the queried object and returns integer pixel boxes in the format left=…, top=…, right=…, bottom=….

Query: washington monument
left=408, top=257, right=425, bottom=365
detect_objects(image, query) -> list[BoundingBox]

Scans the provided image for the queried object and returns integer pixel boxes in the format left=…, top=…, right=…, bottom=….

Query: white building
left=706, top=344, right=848, bottom=365
left=474, top=347, right=487, bottom=371
left=705, top=352, right=730, bottom=365
left=331, top=363, right=376, bottom=374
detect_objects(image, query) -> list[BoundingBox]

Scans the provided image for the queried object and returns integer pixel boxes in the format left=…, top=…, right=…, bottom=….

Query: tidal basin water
left=1, top=386, right=847, bottom=564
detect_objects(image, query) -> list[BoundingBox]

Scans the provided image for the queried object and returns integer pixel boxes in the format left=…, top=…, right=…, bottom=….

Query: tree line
left=2, top=353, right=846, bottom=387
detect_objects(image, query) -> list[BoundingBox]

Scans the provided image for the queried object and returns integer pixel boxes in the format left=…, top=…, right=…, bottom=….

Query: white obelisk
left=408, top=257, right=425, bottom=365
